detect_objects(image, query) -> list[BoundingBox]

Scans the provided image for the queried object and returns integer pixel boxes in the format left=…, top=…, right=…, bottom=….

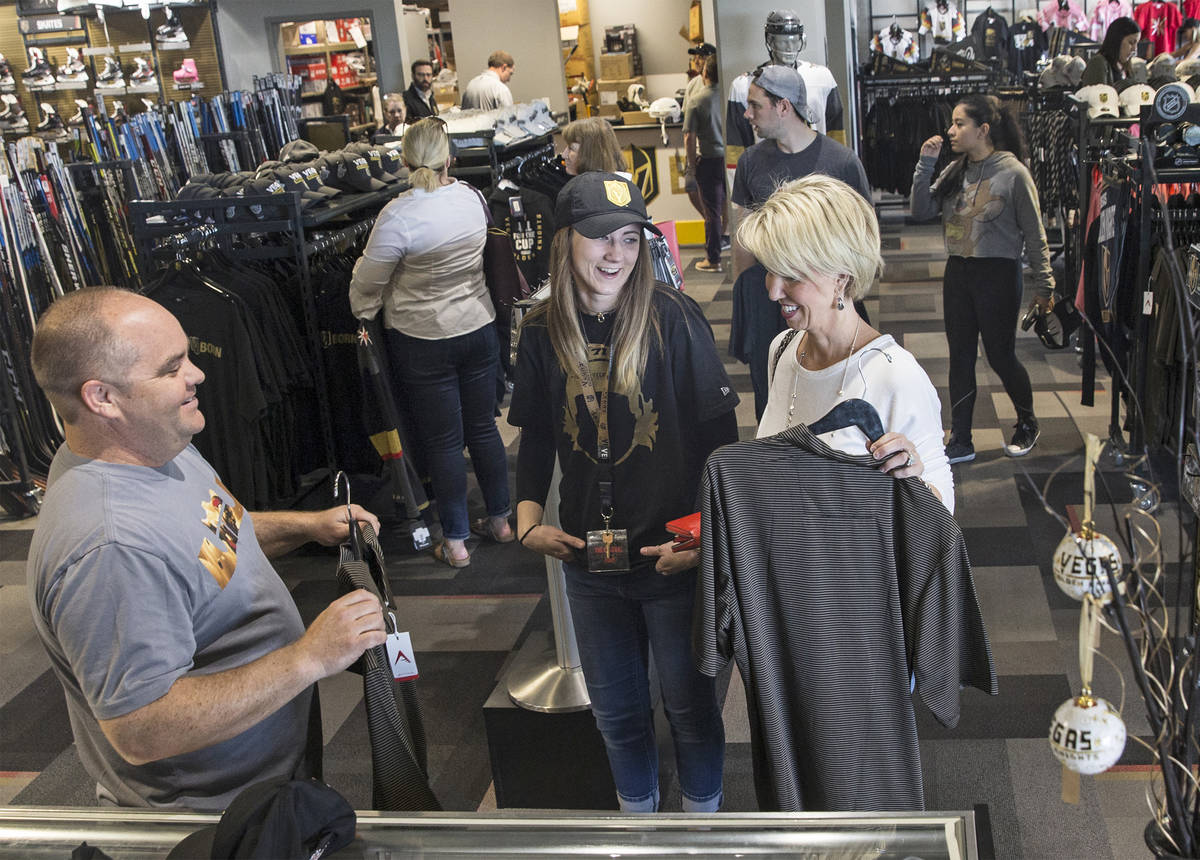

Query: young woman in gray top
left=911, top=94, right=1053, bottom=464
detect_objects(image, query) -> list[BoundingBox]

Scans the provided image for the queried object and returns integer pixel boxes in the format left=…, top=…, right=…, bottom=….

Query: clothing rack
left=496, top=141, right=556, bottom=180
left=856, top=71, right=999, bottom=201
left=1091, top=105, right=1200, bottom=458
left=129, top=184, right=405, bottom=482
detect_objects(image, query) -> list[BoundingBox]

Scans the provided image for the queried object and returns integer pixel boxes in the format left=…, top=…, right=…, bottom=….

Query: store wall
left=588, top=0, right=693, bottom=76
left=215, top=1, right=403, bottom=92
left=445, top=0, right=567, bottom=113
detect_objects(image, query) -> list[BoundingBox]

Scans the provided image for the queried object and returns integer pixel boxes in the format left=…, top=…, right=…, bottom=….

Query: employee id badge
left=586, top=527, right=630, bottom=573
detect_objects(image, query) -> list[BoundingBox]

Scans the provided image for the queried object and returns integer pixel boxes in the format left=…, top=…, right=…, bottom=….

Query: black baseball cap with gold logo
left=554, top=172, right=662, bottom=239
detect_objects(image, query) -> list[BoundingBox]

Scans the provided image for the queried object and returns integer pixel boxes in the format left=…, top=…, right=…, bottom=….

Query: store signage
left=18, top=14, right=83, bottom=33
left=628, top=145, right=658, bottom=205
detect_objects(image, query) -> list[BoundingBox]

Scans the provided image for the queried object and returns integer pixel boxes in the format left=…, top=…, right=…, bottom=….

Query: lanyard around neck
left=575, top=343, right=615, bottom=464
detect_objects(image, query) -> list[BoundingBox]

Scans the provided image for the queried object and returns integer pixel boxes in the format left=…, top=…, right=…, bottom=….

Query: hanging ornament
left=1049, top=694, right=1127, bottom=774
left=1049, top=595, right=1126, bottom=775
left=1052, top=434, right=1123, bottom=602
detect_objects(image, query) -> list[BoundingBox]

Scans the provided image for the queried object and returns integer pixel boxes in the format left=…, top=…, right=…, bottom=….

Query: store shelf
left=285, top=40, right=370, bottom=57
left=299, top=79, right=377, bottom=100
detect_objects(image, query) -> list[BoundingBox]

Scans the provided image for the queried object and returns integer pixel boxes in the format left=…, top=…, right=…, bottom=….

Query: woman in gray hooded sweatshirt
left=911, top=93, right=1053, bottom=465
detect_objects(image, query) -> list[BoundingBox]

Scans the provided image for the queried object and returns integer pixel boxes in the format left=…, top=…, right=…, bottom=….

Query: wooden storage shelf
left=284, top=40, right=368, bottom=56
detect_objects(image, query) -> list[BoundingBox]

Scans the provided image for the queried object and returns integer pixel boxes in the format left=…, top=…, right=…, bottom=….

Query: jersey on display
left=919, top=2, right=967, bottom=42
left=1134, top=1, right=1182, bottom=57
left=871, top=27, right=919, bottom=62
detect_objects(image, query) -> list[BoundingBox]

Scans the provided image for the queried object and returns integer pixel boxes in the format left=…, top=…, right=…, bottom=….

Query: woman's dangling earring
left=836, top=292, right=845, bottom=311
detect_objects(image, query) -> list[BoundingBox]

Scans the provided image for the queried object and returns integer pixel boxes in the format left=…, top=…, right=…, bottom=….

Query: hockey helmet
left=765, top=10, right=806, bottom=66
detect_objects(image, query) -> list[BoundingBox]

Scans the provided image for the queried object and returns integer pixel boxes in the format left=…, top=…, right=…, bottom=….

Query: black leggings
left=943, top=255, right=1035, bottom=439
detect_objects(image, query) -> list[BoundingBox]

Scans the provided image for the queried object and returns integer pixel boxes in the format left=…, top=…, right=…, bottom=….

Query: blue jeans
left=564, top=563, right=724, bottom=812
left=385, top=324, right=511, bottom=541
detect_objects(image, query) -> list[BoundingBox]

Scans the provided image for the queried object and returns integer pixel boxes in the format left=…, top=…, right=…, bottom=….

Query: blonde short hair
left=736, top=174, right=883, bottom=300
left=401, top=117, right=450, bottom=192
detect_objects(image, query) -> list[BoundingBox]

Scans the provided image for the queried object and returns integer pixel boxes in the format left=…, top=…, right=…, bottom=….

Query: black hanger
left=806, top=398, right=885, bottom=443
left=333, top=470, right=363, bottom=562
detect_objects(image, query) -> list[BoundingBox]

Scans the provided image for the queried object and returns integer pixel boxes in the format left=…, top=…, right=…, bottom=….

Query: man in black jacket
left=402, top=60, right=438, bottom=119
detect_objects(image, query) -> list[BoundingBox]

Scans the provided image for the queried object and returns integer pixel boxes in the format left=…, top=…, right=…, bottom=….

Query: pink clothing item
left=1038, top=0, right=1087, bottom=32
left=1089, top=0, right=1134, bottom=42
left=1187, top=0, right=1200, bottom=20
left=1133, top=1, right=1182, bottom=57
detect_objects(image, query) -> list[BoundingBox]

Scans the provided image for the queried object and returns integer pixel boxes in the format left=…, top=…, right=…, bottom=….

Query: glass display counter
left=0, top=806, right=979, bottom=858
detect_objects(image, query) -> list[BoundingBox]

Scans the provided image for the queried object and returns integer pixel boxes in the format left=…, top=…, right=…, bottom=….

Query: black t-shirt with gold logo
left=510, top=286, right=739, bottom=570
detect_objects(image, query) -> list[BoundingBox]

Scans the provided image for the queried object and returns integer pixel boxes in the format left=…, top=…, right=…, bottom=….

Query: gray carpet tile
left=11, top=745, right=96, bottom=807
left=915, top=674, right=1073, bottom=739
left=0, top=670, right=75, bottom=770
left=0, top=530, right=31, bottom=561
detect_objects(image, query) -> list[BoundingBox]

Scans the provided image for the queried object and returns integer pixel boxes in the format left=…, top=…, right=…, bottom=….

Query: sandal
left=433, top=541, right=471, bottom=568
left=470, top=517, right=515, bottom=544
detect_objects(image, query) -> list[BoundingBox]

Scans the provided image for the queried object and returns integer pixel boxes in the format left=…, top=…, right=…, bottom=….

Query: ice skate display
left=21, top=48, right=54, bottom=87
left=67, top=99, right=88, bottom=127
left=0, top=55, right=13, bottom=88
left=96, top=56, right=124, bottom=89
left=36, top=102, right=63, bottom=133
left=0, top=94, right=27, bottom=131
left=57, top=47, right=88, bottom=83
left=129, top=57, right=155, bottom=86
left=172, top=58, right=199, bottom=84
left=156, top=7, right=186, bottom=44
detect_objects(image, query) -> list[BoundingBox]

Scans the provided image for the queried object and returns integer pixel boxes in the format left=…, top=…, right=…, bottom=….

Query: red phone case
left=665, top=511, right=701, bottom=552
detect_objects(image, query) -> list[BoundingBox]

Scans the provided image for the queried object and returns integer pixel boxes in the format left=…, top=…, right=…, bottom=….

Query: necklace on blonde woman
left=786, top=316, right=863, bottom=428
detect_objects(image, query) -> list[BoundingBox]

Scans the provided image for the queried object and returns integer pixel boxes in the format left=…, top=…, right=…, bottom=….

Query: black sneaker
left=946, top=438, right=975, bottom=464
left=1004, top=419, right=1040, bottom=458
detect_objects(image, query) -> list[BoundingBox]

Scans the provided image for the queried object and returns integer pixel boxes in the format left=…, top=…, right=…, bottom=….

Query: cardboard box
left=592, top=75, right=643, bottom=100
left=621, top=110, right=652, bottom=125
left=600, top=52, right=634, bottom=79
left=595, top=104, right=622, bottom=119
left=559, top=0, right=588, bottom=28
left=564, top=55, right=590, bottom=77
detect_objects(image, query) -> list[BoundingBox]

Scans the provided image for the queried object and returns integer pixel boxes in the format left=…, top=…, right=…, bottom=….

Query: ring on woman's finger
left=903, top=452, right=913, bottom=468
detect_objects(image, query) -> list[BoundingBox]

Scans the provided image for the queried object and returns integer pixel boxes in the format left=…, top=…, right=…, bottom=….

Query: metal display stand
left=505, top=459, right=590, bottom=713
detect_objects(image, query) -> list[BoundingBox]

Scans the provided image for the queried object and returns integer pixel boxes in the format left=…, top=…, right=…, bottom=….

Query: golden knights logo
left=197, top=478, right=245, bottom=589
left=628, top=145, right=659, bottom=205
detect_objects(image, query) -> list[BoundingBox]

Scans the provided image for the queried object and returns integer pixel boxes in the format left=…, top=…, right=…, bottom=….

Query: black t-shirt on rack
left=1008, top=19, right=1048, bottom=77
left=971, top=11, right=1010, bottom=65
left=509, top=287, right=739, bottom=570
left=488, top=185, right=556, bottom=288
left=152, top=284, right=270, bottom=507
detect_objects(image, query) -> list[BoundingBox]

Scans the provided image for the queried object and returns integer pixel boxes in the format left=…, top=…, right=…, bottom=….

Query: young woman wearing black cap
left=508, top=172, right=738, bottom=813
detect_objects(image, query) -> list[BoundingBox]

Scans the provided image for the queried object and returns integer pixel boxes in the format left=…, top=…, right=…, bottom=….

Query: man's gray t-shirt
left=732, top=135, right=871, bottom=207
left=683, top=82, right=725, bottom=159
left=27, top=443, right=311, bottom=810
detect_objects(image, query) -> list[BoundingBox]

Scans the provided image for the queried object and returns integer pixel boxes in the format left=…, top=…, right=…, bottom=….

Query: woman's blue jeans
left=385, top=324, right=511, bottom=541
left=564, top=562, right=724, bottom=812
